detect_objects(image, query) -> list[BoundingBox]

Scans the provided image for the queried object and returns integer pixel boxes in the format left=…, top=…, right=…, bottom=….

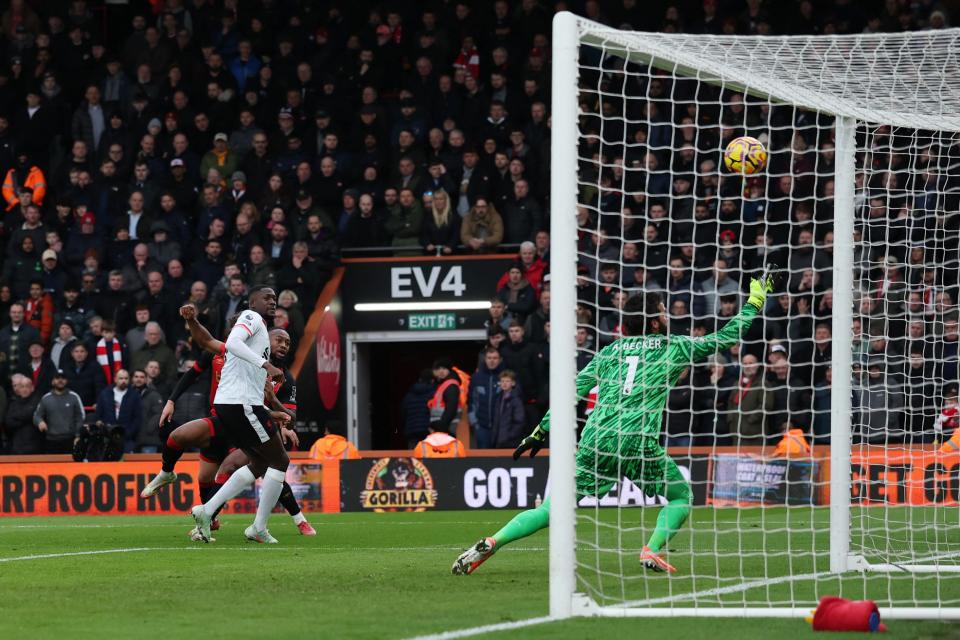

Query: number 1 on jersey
left=622, top=355, right=640, bottom=395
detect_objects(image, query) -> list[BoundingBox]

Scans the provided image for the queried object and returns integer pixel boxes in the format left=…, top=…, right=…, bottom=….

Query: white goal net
left=548, top=12, right=960, bottom=619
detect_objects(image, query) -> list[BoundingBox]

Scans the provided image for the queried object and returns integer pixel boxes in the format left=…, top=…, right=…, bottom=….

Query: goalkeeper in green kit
left=452, top=267, right=778, bottom=576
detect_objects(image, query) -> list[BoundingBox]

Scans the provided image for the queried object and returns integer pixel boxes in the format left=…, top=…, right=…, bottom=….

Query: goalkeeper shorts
left=575, top=436, right=683, bottom=499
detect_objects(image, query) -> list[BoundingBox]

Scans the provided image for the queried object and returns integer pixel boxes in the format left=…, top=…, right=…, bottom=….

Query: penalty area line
left=404, top=616, right=555, bottom=640
left=0, top=547, right=160, bottom=563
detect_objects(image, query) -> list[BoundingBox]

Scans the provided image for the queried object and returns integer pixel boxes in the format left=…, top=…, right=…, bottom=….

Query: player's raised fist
left=179, top=304, right=198, bottom=320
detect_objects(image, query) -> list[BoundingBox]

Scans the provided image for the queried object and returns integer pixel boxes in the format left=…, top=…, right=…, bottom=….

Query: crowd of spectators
left=0, top=0, right=953, bottom=454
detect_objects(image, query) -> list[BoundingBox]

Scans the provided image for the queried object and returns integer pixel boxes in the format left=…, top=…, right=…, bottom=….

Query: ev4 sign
left=390, top=266, right=466, bottom=299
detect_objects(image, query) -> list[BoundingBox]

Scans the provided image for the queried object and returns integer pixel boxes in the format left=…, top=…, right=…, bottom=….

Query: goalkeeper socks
left=278, top=481, right=302, bottom=517
left=492, top=497, right=551, bottom=548
left=203, top=465, right=255, bottom=517
left=645, top=478, right=692, bottom=553
left=254, top=467, right=285, bottom=531
left=645, top=500, right=691, bottom=553
left=161, top=436, right=183, bottom=473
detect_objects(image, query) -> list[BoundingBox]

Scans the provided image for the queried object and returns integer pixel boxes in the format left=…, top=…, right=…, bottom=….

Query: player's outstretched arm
left=180, top=304, right=225, bottom=355
left=679, top=264, right=780, bottom=363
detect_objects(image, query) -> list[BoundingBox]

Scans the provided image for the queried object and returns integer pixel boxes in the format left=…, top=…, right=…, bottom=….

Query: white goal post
left=549, top=10, right=960, bottom=620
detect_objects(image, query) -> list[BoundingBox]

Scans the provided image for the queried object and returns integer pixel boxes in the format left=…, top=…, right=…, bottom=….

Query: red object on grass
left=812, top=596, right=887, bottom=632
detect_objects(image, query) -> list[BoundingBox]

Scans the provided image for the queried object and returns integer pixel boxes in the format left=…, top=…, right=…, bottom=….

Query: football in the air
left=723, top=135, right=767, bottom=175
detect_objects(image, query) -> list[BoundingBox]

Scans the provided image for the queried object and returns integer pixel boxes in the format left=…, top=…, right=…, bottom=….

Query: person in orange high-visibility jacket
left=308, top=425, right=360, bottom=460
left=2, top=154, right=46, bottom=211
left=412, top=428, right=467, bottom=458
left=773, top=427, right=811, bottom=457
left=941, top=430, right=960, bottom=454
left=427, top=358, right=463, bottom=434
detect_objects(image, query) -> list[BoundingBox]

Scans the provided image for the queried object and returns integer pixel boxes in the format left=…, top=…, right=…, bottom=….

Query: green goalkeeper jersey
left=539, top=304, right=759, bottom=438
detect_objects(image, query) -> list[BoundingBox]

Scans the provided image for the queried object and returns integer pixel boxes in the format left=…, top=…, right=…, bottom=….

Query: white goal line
left=604, top=570, right=829, bottom=609
left=403, top=616, right=555, bottom=640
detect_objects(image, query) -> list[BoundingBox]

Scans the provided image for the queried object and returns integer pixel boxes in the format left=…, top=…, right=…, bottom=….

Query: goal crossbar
left=575, top=18, right=960, bottom=131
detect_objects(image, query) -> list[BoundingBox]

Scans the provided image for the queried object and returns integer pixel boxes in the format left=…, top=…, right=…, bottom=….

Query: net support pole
left=548, top=10, right=580, bottom=620
left=830, top=115, right=856, bottom=575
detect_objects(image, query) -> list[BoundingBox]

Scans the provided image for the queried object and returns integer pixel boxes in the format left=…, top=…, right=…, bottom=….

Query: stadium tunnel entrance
left=347, top=332, right=486, bottom=449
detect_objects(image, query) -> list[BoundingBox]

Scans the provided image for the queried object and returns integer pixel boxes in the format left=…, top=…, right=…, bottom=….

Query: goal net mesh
left=567, top=22, right=960, bottom=612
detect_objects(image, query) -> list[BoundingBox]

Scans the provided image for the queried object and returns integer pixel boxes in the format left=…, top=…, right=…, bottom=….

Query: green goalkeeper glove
left=746, top=263, right=781, bottom=311
left=513, top=426, right=547, bottom=460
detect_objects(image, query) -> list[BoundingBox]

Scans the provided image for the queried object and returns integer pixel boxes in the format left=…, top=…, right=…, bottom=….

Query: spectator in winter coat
left=421, top=189, right=460, bottom=255
left=199, top=133, right=239, bottom=185
left=666, top=367, right=695, bottom=447
left=33, top=370, right=85, bottom=454
left=0, top=303, right=40, bottom=380
left=696, top=259, right=741, bottom=318
left=492, top=370, right=526, bottom=448
left=501, top=179, right=543, bottom=244
left=64, top=342, right=105, bottom=408
left=246, top=245, right=276, bottom=290
left=124, top=307, right=150, bottom=355
left=277, top=241, right=324, bottom=310
left=524, top=290, right=550, bottom=346
left=383, top=188, right=424, bottom=256
left=94, top=369, right=143, bottom=453
left=17, top=339, right=55, bottom=395
left=4, top=235, right=42, bottom=301
left=342, top=194, right=387, bottom=249
left=71, top=86, right=106, bottom=155
left=39, top=251, right=67, bottom=301
left=130, top=322, right=177, bottom=387
left=496, top=265, right=537, bottom=323
left=468, top=347, right=504, bottom=448
left=6, top=375, right=39, bottom=454
left=24, top=280, right=55, bottom=345
left=147, top=222, right=181, bottom=267
left=726, top=354, right=773, bottom=447
left=400, top=369, right=434, bottom=448
left=500, top=321, right=541, bottom=416
left=496, top=242, right=547, bottom=296
left=813, top=365, right=834, bottom=444
left=460, top=197, right=504, bottom=253
left=766, top=354, right=813, bottom=441
left=854, top=358, right=905, bottom=444
left=51, top=321, right=79, bottom=370
left=302, top=213, right=342, bottom=262
left=65, top=212, right=103, bottom=273
left=192, top=238, right=226, bottom=291
left=132, top=369, right=163, bottom=453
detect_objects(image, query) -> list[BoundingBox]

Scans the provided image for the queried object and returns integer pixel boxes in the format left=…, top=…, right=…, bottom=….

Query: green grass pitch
left=0, top=508, right=958, bottom=639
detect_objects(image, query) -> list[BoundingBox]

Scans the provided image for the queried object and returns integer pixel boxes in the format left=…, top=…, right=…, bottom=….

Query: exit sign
left=408, top=313, right=457, bottom=330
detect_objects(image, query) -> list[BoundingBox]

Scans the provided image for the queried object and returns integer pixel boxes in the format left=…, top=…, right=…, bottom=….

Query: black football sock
left=161, top=436, right=184, bottom=473
left=211, top=473, right=228, bottom=519
left=279, top=481, right=302, bottom=517
left=199, top=481, right=218, bottom=504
